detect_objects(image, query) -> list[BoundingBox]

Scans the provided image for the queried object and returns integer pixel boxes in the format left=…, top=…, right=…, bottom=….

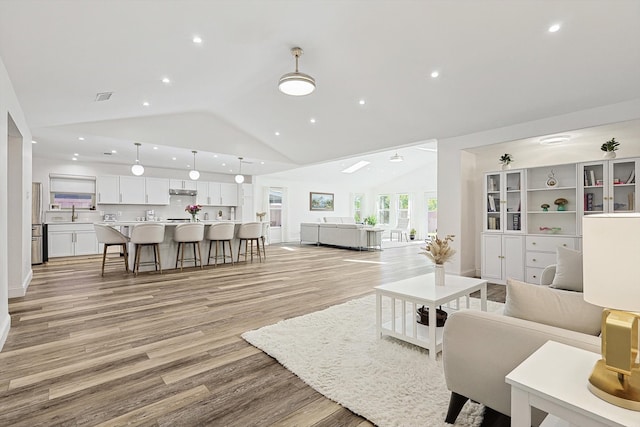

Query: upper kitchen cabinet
left=170, top=179, right=197, bottom=191
left=119, top=176, right=146, bottom=204
left=195, top=182, right=238, bottom=206
left=145, top=178, right=170, bottom=205
left=96, top=175, right=120, bottom=204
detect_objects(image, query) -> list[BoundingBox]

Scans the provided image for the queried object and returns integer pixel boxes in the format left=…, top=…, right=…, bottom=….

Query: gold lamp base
left=588, top=359, right=640, bottom=411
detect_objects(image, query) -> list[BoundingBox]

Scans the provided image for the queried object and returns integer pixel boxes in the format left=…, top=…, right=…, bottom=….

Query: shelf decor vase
left=435, top=264, right=445, bottom=286
left=501, top=163, right=511, bottom=170
left=191, top=214, right=198, bottom=222
left=603, top=151, right=616, bottom=159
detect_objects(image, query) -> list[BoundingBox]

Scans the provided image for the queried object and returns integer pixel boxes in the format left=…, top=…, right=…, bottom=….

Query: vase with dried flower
left=421, top=234, right=456, bottom=286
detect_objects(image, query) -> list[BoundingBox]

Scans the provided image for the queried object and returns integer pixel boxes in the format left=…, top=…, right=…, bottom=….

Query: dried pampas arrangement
left=421, top=234, right=456, bottom=265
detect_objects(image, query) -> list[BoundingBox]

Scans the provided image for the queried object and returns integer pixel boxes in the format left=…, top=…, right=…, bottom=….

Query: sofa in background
left=442, top=278, right=601, bottom=425
left=300, top=217, right=381, bottom=250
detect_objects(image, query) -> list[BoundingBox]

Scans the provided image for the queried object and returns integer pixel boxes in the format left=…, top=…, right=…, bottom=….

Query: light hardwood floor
left=1, top=243, right=504, bottom=426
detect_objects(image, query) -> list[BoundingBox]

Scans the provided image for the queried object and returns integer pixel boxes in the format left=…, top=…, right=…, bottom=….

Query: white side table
left=505, top=341, right=639, bottom=427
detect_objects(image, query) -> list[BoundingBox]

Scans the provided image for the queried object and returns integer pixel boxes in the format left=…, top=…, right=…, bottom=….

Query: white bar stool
left=206, top=222, right=235, bottom=267
left=174, top=223, right=205, bottom=271
left=130, top=223, right=165, bottom=276
left=94, top=224, right=130, bottom=276
left=237, top=222, right=263, bottom=263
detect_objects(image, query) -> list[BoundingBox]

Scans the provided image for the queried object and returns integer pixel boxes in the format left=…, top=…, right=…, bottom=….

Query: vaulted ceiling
left=1, top=0, right=639, bottom=179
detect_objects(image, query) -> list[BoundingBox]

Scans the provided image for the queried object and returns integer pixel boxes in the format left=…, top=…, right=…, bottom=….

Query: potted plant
left=554, top=198, right=569, bottom=211
left=601, top=138, right=620, bottom=159
left=364, top=214, right=377, bottom=226
left=499, top=153, right=513, bottom=170
left=409, top=228, right=416, bottom=240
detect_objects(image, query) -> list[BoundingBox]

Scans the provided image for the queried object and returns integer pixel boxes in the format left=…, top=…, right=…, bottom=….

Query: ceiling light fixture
left=31, top=140, right=37, bottom=144
left=278, top=47, right=316, bottom=96
left=78, top=137, right=85, bottom=141
left=193, top=36, right=202, bottom=44
left=189, top=150, right=200, bottom=180
left=161, top=77, right=171, bottom=84
left=359, top=99, right=366, bottom=105
left=540, top=135, right=571, bottom=145
left=390, top=153, right=404, bottom=162
left=431, top=71, right=440, bottom=78
left=548, top=23, right=561, bottom=33
left=142, top=101, right=150, bottom=107
left=131, top=142, right=145, bottom=176
left=235, top=157, right=245, bottom=183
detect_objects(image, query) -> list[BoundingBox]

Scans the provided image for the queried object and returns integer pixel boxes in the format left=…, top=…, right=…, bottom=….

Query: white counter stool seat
left=130, top=223, right=165, bottom=276
left=174, top=223, right=205, bottom=271
left=94, top=224, right=130, bottom=276
left=237, top=222, right=263, bottom=263
left=206, top=222, right=235, bottom=267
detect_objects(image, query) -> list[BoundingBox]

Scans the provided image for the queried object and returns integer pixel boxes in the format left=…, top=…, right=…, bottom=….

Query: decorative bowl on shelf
left=539, top=226, right=561, bottom=234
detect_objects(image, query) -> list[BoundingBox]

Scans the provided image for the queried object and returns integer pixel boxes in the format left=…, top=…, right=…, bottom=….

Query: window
left=397, top=194, right=410, bottom=220
left=353, top=193, right=363, bottom=223
left=49, top=174, right=96, bottom=209
left=377, top=195, right=390, bottom=225
left=269, top=187, right=283, bottom=227
left=425, top=193, right=438, bottom=238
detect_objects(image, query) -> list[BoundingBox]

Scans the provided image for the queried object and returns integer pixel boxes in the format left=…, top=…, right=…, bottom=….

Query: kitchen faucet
left=71, top=205, right=78, bottom=222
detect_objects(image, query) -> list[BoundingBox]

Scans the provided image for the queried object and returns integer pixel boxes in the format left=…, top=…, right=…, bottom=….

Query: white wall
left=438, top=99, right=640, bottom=277
left=1, top=54, right=32, bottom=349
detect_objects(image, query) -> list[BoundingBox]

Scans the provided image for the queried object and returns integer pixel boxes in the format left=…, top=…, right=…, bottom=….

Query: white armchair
left=389, top=218, right=410, bottom=242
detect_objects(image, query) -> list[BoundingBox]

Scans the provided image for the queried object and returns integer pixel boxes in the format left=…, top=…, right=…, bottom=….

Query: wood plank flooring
left=1, top=243, right=504, bottom=426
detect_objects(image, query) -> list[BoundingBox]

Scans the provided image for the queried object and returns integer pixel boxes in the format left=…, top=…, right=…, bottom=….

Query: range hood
left=169, top=188, right=197, bottom=196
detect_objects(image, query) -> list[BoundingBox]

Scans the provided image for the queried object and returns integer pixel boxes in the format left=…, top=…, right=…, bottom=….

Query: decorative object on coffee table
left=421, top=234, right=456, bottom=286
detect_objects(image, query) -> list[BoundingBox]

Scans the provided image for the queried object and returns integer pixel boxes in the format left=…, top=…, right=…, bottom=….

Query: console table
left=506, top=340, right=638, bottom=427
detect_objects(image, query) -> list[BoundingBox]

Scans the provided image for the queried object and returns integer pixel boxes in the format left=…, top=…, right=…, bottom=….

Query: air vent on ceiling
left=95, top=92, right=113, bottom=102
left=103, top=152, right=113, bottom=155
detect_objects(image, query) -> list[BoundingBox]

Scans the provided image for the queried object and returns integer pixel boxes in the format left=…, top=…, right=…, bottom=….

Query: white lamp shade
left=131, top=163, right=145, bottom=176
left=234, top=174, right=245, bottom=184
left=189, top=170, right=200, bottom=180
left=583, top=213, right=640, bottom=312
left=278, top=72, right=316, bottom=96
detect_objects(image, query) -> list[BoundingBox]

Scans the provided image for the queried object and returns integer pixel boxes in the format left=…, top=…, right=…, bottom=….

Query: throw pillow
left=550, top=246, right=583, bottom=292
left=504, top=278, right=602, bottom=336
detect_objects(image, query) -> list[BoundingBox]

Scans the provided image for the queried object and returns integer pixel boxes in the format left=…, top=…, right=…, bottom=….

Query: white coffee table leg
left=480, top=282, right=487, bottom=312
left=428, top=301, right=437, bottom=360
left=376, top=292, right=382, bottom=339
left=511, top=387, right=531, bottom=427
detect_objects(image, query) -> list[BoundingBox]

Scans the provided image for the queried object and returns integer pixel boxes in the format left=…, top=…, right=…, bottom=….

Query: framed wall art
left=310, top=192, right=334, bottom=211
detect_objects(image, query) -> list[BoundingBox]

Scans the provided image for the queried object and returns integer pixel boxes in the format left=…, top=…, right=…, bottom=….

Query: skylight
left=341, top=160, right=370, bottom=174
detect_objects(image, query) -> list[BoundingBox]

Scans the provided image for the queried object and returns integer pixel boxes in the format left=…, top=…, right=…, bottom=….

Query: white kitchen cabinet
left=119, top=176, right=146, bottom=204
left=170, top=179, right=197, bottom=191
left=481, top=234, right=524, bottom=284
left=220, top=183, right=238, bottom=206
left=145, top=178, right=170, bottom=205
left=96, top=175, right=120, bottom=204
left=196, top=181, right=212, bottom=205
left=48, top=223, right=99, bottom=257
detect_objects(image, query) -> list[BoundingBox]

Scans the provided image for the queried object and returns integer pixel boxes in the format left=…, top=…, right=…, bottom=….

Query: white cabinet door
left=220, top=183, right=238, bottom=206
left=183, top=180, right=197, bottom=191
left=145, top=178, right=170, bottom=205
left=481, top=234, right=524, bottom=284
left=96, top=176, right=120, bottom=204
left=170, top=179, right=198, bottom=191
left=209, top=183, right=222, bottom=205
left=169, top=179, right=184, bottom=190
left=48, top=231, right=75, bottom=257
left=482, top=234, right=503, bottom=281
left=503, top=235, right=525, bottom=282
left=119, top=176, right=146, bottom=204
left=196, top=181, right=210, bottom=205
left=75, top=230, right=99, bottom=255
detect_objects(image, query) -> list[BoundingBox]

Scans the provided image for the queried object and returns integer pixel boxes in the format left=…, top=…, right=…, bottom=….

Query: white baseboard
left=0, top=312, right=10, bottom=352
left=8, top=268, right=31, bottom=299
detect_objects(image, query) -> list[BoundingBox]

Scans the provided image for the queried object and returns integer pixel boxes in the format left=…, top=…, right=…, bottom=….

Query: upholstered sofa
left=300, top=220, right=380, bottom=250
left=442, top=277, right=601, bottom=425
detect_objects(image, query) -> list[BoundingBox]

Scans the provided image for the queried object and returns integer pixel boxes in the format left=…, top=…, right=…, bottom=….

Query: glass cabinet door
left=486, top=173, right=501, bottom=231
left=504, top=171, right=523, bottom=231
left=610, top=160, right=636, bottom=212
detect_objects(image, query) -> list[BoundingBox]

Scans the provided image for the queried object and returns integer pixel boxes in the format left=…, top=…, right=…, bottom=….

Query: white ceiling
left=1, top=0, right=639, bottom=181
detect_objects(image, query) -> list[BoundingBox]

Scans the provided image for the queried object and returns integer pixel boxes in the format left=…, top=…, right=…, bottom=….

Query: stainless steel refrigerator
left=31, top=182, right=46, bottom=264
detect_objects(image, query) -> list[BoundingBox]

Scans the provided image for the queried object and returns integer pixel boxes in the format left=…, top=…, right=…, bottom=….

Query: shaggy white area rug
left=242, top=294, right=505, bottom=427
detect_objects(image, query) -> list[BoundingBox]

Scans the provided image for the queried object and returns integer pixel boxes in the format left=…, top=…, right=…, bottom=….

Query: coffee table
left=375, top=273, right=487, bottom=359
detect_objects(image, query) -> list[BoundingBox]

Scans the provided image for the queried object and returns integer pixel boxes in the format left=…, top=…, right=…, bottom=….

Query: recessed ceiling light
left=213, top=154, right=218, bottom=158
left=72, top=157, right=77, bottom=161
left=186, top=164, right=190, bottom=168
left=161, top=77, right=171, bottom=84
left=111, top=150, right=117, bottom=154
left=222, top=163, right=226, bottom=166
left=172, top=157, right=177, bottom=160
left=310, top=118, right=316, bottom=124
left=430, top=71, right=440, bottom=78
left=193, top=36, right=202, bottom=44
left=31, top=140, right=37, bottom=144
left=539, top=135, right=571, bottom=145
left=275, top=131, right=280, bottom=136
left=78, top=137, right=85, bottom=141
left=359, top=99, right=366, bottom=105
left=153, top=146, right=158, bottom=150
left=142, top=101, right=150, bottom=107
left=548, top=23, right=561, bottom=33
left=342, top=160, right=371, bottom=174
left=74, top=153, right=79, bottom=156
left=261, top=161, right=265, bottom=165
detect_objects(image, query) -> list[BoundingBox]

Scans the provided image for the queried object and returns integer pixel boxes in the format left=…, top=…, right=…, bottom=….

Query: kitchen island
left=98, top=220, right=251, bottom=272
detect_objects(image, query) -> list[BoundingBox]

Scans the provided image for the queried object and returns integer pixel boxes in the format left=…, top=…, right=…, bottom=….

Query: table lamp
left=583, top=213, right=640, bottom=410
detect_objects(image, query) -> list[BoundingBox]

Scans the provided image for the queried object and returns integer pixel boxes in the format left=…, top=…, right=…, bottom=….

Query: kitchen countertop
left=97, top=220, right=244, bottom=226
